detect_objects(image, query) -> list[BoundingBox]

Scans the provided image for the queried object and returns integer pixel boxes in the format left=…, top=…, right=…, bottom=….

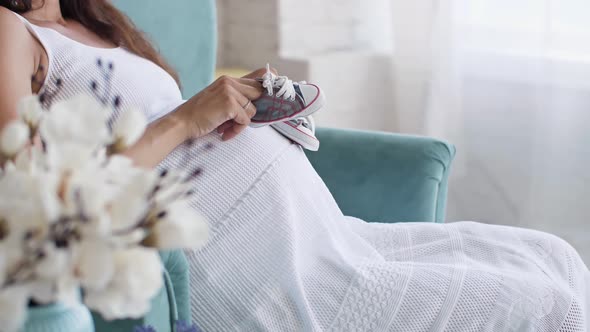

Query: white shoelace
left=262, top=63, right=298, bottom=101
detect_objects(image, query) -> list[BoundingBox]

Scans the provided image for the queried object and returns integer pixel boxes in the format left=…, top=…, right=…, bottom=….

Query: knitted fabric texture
left=176, top=133, right=589, bottom=331
left=16, top=12, right=590, bottom=331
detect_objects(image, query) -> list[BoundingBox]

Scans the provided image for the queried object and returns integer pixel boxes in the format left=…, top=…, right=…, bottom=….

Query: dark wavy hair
left=0, top=0, right=180, bottom=86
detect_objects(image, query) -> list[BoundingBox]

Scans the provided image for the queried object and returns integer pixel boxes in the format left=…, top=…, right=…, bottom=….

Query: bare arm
left=122, top=75, right=264, bottom=168
left=0, top=7, right=38, bottom=129
left=121, top=109, right=187, bottom=168
left=0, top=6, right=264, bottom=169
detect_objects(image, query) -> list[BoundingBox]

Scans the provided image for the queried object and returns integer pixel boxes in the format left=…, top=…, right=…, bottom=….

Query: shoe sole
left=271, top=121, right=320, bottom=151
left=250, top=84, right=325, bottom=128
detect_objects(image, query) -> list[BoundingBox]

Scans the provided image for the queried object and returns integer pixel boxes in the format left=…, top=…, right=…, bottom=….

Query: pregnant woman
left=0, top=0, right=588, bottom=331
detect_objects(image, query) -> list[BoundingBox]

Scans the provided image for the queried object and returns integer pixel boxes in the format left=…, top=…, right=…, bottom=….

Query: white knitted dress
left=15, top=13, right=590, bottom=331
left=170, top=130, right=590, bottom=332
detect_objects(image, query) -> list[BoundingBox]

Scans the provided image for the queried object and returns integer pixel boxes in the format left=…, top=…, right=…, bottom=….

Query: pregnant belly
left=158, top=126, right=293, bottom=225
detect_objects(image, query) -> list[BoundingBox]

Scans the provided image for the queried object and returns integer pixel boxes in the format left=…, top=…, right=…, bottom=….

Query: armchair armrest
left=305, top=128, right=456, bottom=223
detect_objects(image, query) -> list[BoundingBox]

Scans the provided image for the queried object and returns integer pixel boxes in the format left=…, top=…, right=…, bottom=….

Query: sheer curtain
left=391, top=0, right=590, bottom=262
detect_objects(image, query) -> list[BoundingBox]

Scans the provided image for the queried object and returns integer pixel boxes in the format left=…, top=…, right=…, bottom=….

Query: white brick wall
left=216, top=0, right=279, bottom=68
left=279, top=0, right=360, bottom=56
left=216, top=0, right=395, bottom=130
left=217, top=0, right=392, bottom=62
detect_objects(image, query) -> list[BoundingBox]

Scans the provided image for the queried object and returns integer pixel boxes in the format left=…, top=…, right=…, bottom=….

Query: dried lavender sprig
left=91, top=58, right=121, bottom=110
left=38, top=77, right=63, bottom=108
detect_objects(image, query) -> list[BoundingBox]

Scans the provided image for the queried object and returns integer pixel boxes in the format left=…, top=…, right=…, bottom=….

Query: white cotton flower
left=13, top=145, right=45, bottom=174
left=109, top=171, right=158, bottom=232
left=37, top=174, right=62, bottom=224
left=147, top=202, right=209, bottom=250
left=102, top=155, right=145, bottom=188
left=29, top=275, right=81, bottom=307
left=44, top=143, right=100, bottom=171
left=34, top=245, right=70, bottom=280
left=77, top=212, right=111, bottom=238
left=0, top=121, right=30, bottom=157
left=0, top=285, right=30, bottom=332
left=60, top=157, right=154, bottom=234
left=62, top=166, right=113, bottom=219
left=111, top=248, right=162, bottom=298
left=109, top=195, right=149, bottom=233
left=0, top=240, right=27, bottom=280
left=17, top=95, right=44, bottom=132
left=74, top=240, right=114, bottom=291
left=85, top=289, right=151, bottom=321
left=39, top=94, right=111, bottom=169
left=111, top=108, right=147, bottom=151
left=104, top=155, right=135, bottom=176
left=28, top=279, right=56, bottom=305
left=0, top=170, right=61, bottom=227
left=84, top=247, right=163, bottom=320
left=54, top=274, right=81, bottom=307
left=111, top=228, right=147, bottom=247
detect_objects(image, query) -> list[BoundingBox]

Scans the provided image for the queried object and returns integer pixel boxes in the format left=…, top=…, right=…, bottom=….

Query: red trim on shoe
left=282, top=121, right=318, bottom=140
left=251, top=84, right=321, bottom=125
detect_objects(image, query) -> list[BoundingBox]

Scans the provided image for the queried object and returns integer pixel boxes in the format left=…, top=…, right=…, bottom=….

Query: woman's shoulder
left=0, top=7, right=40, bottom=64
left=0, top=7, right=35, bottom=44
left=0, top=6, right=23, bottom=26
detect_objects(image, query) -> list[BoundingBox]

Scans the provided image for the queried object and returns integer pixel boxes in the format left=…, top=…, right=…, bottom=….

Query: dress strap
left=10, top=11, right=54, bottom=90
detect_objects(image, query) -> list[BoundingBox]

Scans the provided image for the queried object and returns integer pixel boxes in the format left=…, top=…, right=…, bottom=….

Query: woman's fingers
left=217, top=89, right=254, bottom=139
left=217, top=97, right=256, bottom=137
left=220, top=97, right=251, bottom=140
left=216, top=75, right=262, bottom=101
left=217, top=120, right=234, bottom=134
left=232, top=100, right=251, bottom=126
left=206, top=75, right=261, bottom=140
left=221, top=106, right=249, bottom=140
left=239, top=96, right=257, bottom=118
left=229, top=85, right=257, bottom=118
left=235, top=77, right=263, bottom=89
left=241, top=67, right=278, bottom=79
left=230, top=79, right=263, bottom=101
left=221, top=123, right=248, bottom=141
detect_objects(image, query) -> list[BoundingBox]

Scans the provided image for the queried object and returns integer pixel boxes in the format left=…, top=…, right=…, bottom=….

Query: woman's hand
left=175, top=75, right=263, bottom=141
left=241, top=66, right=278, bottom=80
left=121, top=68, right=275, bottom=168
left=213, top=67, right=279, bottom=136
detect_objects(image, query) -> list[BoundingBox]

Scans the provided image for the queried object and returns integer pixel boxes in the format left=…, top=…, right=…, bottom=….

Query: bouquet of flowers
left=0, top=94, right=208, bottom=331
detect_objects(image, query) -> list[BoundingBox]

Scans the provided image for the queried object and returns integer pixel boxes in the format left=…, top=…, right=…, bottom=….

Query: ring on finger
left=242, top=99, right=252, bottom=109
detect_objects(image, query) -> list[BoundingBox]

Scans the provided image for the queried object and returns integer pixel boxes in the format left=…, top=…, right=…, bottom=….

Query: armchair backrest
left=113, top=0, right=217, bottom=98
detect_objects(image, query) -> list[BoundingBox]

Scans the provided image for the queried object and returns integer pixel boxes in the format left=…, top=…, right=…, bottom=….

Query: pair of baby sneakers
left=250, top=64, right=325, bottom=151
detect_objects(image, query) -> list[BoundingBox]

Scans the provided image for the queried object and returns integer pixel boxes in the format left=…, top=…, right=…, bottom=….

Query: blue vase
left=21, top=302, right=94, bottom=332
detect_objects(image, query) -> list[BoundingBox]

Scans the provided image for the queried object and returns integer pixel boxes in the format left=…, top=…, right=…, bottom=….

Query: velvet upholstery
left=113, top=0, right=217, bottom=97
left=306, top=128, right=455, bottom=223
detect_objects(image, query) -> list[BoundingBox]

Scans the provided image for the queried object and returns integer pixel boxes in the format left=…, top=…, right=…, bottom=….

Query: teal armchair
left=306, top=128, right=455, bottom=224
left=98, top=1, right=455, bottom=331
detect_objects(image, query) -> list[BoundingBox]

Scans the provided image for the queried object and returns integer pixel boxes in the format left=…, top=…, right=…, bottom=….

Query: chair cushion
left=306, top=128, right=456, bottom=223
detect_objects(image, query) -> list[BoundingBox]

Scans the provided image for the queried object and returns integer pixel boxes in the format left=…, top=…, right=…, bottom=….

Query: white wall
left=278, top=0, right=393, bottom=56
left=216, top=1, right=590, bottom=264
left=216, top=0, right=280, bottom=68
left=216, top=0, right=395, bottom=131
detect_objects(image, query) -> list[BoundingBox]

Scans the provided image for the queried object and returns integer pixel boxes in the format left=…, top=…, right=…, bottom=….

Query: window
left=455, top=0, right=590, bottom=57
